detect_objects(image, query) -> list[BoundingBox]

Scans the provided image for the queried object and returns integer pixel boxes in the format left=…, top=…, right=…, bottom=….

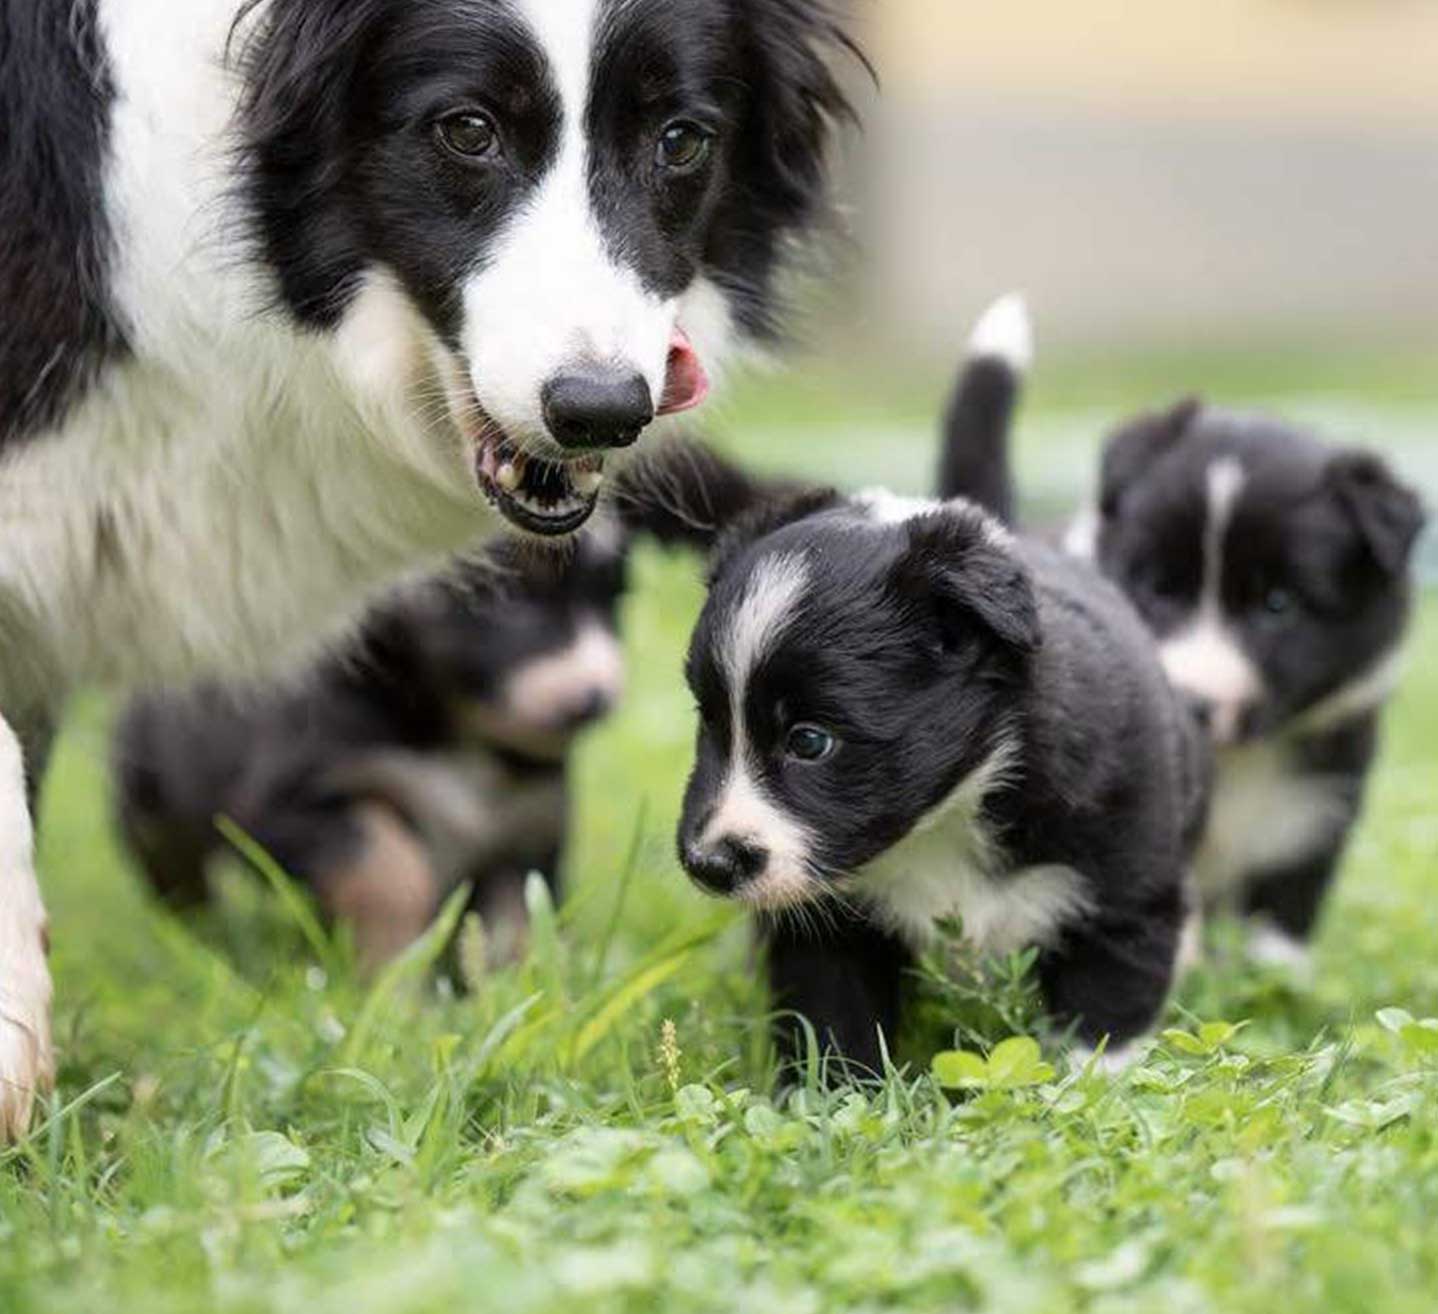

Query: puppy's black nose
left=542, top=369, right=654, bottom=451
left=1182, top=694, right=1213, bottom=731
left=562, top=688, right=611, bottom=730
left=684, top=836, right=767, bottom=896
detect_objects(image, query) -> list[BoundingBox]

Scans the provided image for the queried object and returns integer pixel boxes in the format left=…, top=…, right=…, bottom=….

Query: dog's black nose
left=542, top=369, right=654, bottom=451
left=684, top=836, right=767, bottom=895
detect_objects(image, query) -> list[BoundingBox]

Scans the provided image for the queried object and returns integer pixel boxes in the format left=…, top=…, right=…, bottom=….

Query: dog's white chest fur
left=1194, top=740, right=1351, bottom=900
left=853, top=762, right=1091, bottom=954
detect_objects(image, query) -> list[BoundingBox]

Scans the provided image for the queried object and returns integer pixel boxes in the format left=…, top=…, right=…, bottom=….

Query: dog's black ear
left=1099, top=398, right=1202, bottom=518
left=610, top=438, right=808, bottom=551
left=1326, top=450, right=1426, bottom=576
left=715, top=1, right=867, bottom=335
left=889, top=509, right=1041, bottom=655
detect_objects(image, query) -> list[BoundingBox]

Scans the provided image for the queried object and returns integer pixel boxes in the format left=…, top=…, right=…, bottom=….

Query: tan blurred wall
left=841, top=1, right=1438, bottom=354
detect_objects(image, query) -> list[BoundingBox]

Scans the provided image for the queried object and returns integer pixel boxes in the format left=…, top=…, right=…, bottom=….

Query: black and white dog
left=0, top=0, right=860, bottom=1134
left=113, top=529, right=628, bottom=975
left=945, top=300, right=1427, bottom=975
left=623, top=333, right=1207, bottom=1076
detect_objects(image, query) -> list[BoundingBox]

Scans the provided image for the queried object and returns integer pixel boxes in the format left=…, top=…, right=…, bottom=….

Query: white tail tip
left=968, top=293, right=1033, bottom=373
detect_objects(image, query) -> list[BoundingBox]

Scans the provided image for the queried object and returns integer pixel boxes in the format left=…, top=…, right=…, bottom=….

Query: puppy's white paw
left=1245, top=921, right=1314, bottom=981
left=1071, top=1042, right=1140, bottom=1076
left=0, top=933, right=54, bottom=1141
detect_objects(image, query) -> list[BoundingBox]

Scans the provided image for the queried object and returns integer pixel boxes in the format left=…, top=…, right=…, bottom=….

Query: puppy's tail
left=936, top=293, right=1033, bottom=526
left=610, top=436, right=801, bottom=552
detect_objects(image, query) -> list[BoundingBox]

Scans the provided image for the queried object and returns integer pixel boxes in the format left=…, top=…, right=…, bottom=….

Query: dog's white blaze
left=1193, top=739, right=1353, bottom=901
left=1062, top=504, right=1100, bottom=560
left=968, top=292, right=1033, bottom=373
left=701, top=554, right=814, bottom=902
left=0, top=714, right=53, bottom=1138
left=1158, top=457, right=1263, bottom=742
left=502, top=618, right=625, bottom=727
left=461, top=0, right=675, bottom=444
left=855, top=741, right=1093, bottom=952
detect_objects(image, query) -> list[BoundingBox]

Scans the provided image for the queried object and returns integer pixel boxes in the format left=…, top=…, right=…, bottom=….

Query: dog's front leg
left=0, top=712, right=53, bottom=1140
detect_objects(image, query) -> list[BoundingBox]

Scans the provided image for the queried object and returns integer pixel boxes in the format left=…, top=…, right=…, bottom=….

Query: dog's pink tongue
left=657, top=328, right=709, bottom=415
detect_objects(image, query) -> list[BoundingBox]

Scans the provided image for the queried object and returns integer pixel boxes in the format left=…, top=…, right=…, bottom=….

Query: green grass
left=4, top=366, right=1437, bottom=1313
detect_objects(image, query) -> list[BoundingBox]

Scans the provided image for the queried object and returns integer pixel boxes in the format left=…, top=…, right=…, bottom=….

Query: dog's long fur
left=0, top=0, right=860, bottom=1136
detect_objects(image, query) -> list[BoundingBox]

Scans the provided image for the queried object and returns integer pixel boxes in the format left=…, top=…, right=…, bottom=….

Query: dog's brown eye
left=786, top=723, right=835, bottom=763
left=438, top=111, right=498, bottom=159
left=656, top=121, right=712, bottom=172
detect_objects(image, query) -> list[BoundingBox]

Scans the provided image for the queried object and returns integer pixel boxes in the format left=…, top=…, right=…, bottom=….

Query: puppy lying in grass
left=617, top=312, right=1209, bottom=1076
left=113, top=529, right=628, bottom=976
left=943, top=298, right=1427, bottom=977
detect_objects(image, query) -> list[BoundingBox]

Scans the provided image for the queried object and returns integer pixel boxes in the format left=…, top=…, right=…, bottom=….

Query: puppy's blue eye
left=785, top=723, right=835, bottom=762
left=1263, top=588, right=1294, bottom=616
left=437, top=111, right=498, bottom=158
left=656, top=121, right=712, bottom=172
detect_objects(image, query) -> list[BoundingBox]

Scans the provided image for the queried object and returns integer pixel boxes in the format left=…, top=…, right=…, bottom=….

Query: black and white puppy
left=1082, top=401, right=1425, bottom=970
left=943, top=299, right=1427, bottom=974
left=113, top=530, right=628, bottom=975
left=0, top=0, right=860, bottom=1133
left=627, top=469, right=1205, bottom=1074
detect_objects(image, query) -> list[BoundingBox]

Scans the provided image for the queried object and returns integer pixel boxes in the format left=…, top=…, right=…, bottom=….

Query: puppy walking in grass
left=622, top=302, right=1209, bottom=1075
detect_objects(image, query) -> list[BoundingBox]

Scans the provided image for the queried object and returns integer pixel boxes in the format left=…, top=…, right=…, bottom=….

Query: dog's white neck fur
left=853, top=738, right=1092, bottom=953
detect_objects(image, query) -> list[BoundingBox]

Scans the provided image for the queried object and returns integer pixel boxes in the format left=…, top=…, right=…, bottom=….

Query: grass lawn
left=3, top=356, right=1436, bottom=1313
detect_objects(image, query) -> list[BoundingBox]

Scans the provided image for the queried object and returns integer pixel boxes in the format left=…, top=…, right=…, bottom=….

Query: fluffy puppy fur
left=621, top=442, right=1207, bottom=1077
left=0, top=0, right=861, bottom=1135
left=943, top=298, right=1427, bottom=973
left=113, top=530, right=629, bottom=976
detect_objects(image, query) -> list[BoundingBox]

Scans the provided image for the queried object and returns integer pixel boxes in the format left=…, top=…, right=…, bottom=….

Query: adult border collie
left=0, top=0, right=861, bottom=1136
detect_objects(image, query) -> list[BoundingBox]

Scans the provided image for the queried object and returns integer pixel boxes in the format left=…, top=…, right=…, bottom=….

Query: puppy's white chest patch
left=1194, top=740, right=1351, bottom=899
left=852, top=763, right=1091, bottom=954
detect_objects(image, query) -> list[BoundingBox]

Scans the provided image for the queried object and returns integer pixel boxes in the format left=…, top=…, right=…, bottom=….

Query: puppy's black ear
left=610, top=438, right=809, bottom=552
left=1099, top=398, right=1202, bottom=518
left=1327, top=450, right=1426, bottom=576
left=890, top=509, right=1041, bottom=655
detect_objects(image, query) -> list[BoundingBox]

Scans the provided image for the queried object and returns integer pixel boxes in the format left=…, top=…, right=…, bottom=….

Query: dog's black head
left=364, top=523, right=630, bottom=760
left=1094, top=402, right=1426, bottom=744
left=236, top=0, right=862, bottom=537
left=676, top=493, right=1039, bottom=910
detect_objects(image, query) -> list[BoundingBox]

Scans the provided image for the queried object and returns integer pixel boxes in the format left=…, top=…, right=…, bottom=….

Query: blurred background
left=711, top=0, right=1437, bottom=574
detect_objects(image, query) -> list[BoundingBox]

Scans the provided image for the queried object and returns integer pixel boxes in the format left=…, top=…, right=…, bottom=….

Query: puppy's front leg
left=764, top=910, right=911, bottom=1079
left=0, top=712, right=54, bottom=1140
left=1037, top=894, right=1184, bottom=1056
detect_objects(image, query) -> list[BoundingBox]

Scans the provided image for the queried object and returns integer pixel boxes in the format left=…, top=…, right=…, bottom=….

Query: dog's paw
left=0, top=938, right=54, bottom=1141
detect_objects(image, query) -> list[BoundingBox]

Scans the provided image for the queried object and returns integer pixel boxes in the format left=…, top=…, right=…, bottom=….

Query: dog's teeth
left=496, top=462, right=519, bottom=491
left=573, top=468, right=604, bottom=497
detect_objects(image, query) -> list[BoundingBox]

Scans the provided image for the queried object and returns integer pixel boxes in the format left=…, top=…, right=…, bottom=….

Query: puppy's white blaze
left=968, top=292, right=1033, bottom=373
left=719, top=553, right=809, bottom=691
left=855, top=740, right=1092, bottom=952
left=502, top=619, right=626, bottom=727
left=702, top=553, right=815, bottom=904
left=0, top=715, right=54, bottom=1138
left=1158, top=615, right=1264, bottom=742
left=461, top=0, right=673, bottom=441
left=1161, top=455, right=1262, bottom=742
